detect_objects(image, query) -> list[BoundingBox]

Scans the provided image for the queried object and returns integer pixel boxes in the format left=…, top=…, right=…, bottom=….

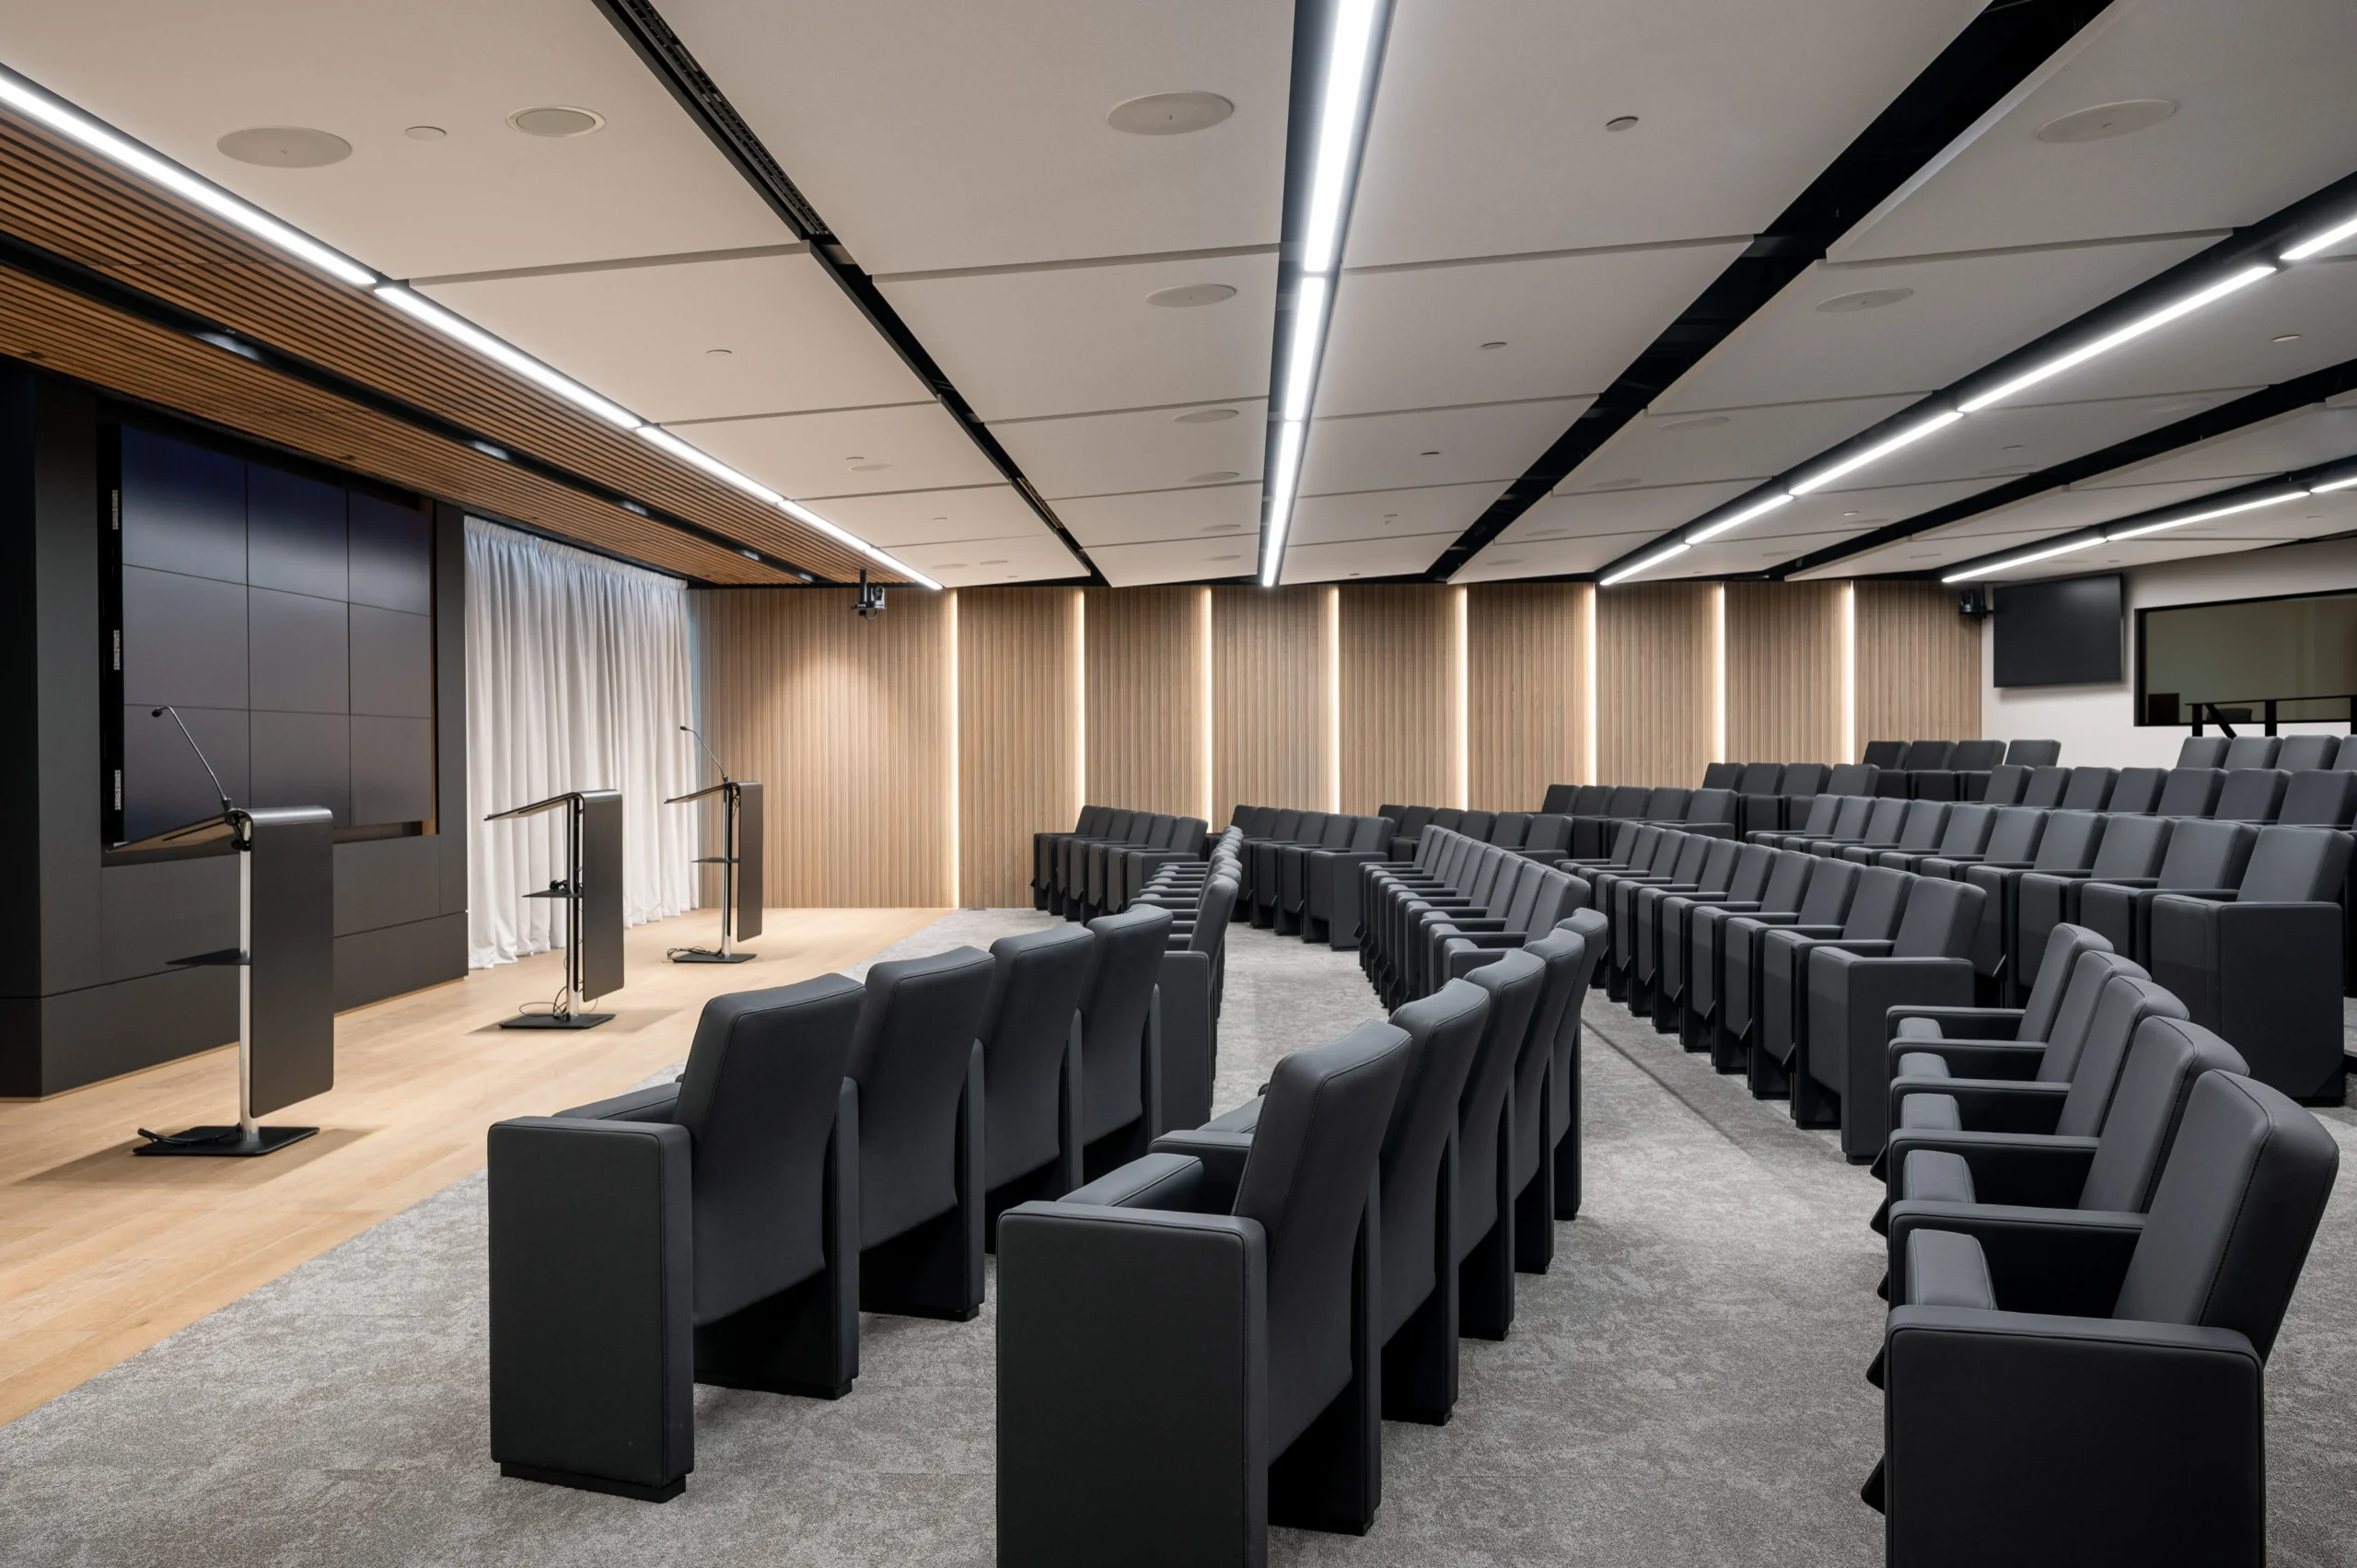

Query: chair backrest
left=850, top=946, right=999, bottom=1244
left=1081, top=805, right=1113, bottom=834
left=1794, top=856, right=1862, bottom=923
left=2279, top=769, right=2357, bottom=828
left=1894, top=800, right=1952, bottom=852
left=1643, top=786, right=1689, bottom=819
left=2018, top=766, right=2070, bottom=808
left=1375, top=981, right=1490, bottom=1341
left=2029, top=810, right=2105, bottom=872
left=2059, top=767, right=2117, bottom=810
left=1664, top=833, right=1713, bottom=888
left=2155, top=767, right=2225, bottom=818
left=2177, top=736, right=2230, bottom=769
left=1268, top=808, right=1303, bottom=840
left=1700, top=761, right=1742, bottom=789
left=1294, top=811, right=1334, bottom=844
left=1856, top=796, right=1909, bottom=842
left=2088, top=812, right=2172, bottom=878
left=1345, top=816, right=1389, bottom=852
left=1522, top=869, right=1582, bottom=933
left=1736, top=762, right=1783, bottom=794
left=1792, top=795, right=1843, bottom=836
left=1459, top=809, right=1497, bottom=841
left=1863, top=741, right=1906, bottom=768
left=1523, top=814, right=1573, bottom=855
left=2112, top=1072, right=2339, bottom=1359
left=1684, top=788, right=1738, bottom=826
left=1312, top=814, right=1349, bottom=848
left=2107, top=767, right=2167, bottom=814
left=1573, top=784, right=1611, bottom=814
left=1233, top=1019, right=1414, bottom=1451
left=1759, top=849, right=1817, bottom=913
left=1142, top=814, right=1178, bottom=848
left=2273, top=735, right=2339, bottom=772
left=1780, top=763, right=1829, bottom=796
left=1495, top=861, right=1545, bottom=927
left=1377, top=802, right=1409, bottom=828
left=2154, top=819, right=2257, bottom=890
left=2036, top=950, right=2150, bottom=1084
left=2235, top=825, right=2355, bottom=902
left=1838, top=866, right=1910, bottom=939
left=2222, top=735, right=2281, bottom=770
left=1981, top=806, right=2048, bottom=864
left=2005, top=738, right=2062, bottom=767
left=2338, top=735, right=2357, bottom=771
left=1890, top=877, right=1984, bottom=958
left=1604, top=786, right=1650, bottom=817
left=1900, top=739, right=1956, bottom=770
left=2016, top=923, right=2113, bottom=1043
left=1431, top=807, right=1465, bottom=830
left=1619, top=823, right=1663, bottom=868
left=1826, top=761, right=1879, bottom=795
left=2053, top=975, right=2189, bottom=1137
left=674, top=973, right=866, bottom=1319
left=980, top=925, right=1099, bottom=1187
left=1694, top=836, right=1743, bottom=892
left=2216, top=766, right=2292, bottom=822
left=1456, top=949, right=1547, bottom=1247
left=1724, top=843, right=1776, bottom=902
left=2080, top=1018, right=2248, bottom=1214
left=1933, top=804, right=1997, bottom=856
left=1540, top=784, right=1577, bottom=814
left=1980, top=764, right=2028, bottom=806
left=1824, top=795, right=1875, bottom=839
left=1395, top=804, right=1437, bottom=842
left=1187, top=874, right=1240, bottom=957
left=1949, top=738, right=2005, bottom=771
left=1102, top=809, right=1138, bottom=842
left=1488, top=811, right=1531, bottom=847
left=1078, top=904, right=1176, bottom=1144
left=1511, top=928, right=1587, bottom=1186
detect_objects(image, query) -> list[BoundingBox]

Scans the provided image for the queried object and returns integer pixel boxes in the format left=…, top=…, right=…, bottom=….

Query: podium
left=487, top=789, right=624, bottom=1029
left=131, top=806, right=336, bottom=1157
left=666, top=779, right=763, bottom=963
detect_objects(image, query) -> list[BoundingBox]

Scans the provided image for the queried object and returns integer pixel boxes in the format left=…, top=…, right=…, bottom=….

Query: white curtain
left=465, top=518, right=698, bottom=970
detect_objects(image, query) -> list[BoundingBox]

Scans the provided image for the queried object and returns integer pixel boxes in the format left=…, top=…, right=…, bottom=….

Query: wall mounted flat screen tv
left=1992, top=573, right=2123, bottom=688
left=107, top=424, right=436, bottom=844
left=2138, top=587, right=2357, bottom=727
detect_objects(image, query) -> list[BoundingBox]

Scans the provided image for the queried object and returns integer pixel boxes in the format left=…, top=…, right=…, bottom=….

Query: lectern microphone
left=679, top=723, right=731, bottom=785
left=153, top=704, right=233, bottom=817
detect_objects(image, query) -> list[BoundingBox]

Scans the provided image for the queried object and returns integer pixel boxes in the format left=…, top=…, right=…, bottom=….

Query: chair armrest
left=1901, top=1075, right=2071, bottom=1134
left=1148, top=1128, right=1255, bottom=1213
left=1883, top=1038, right=2047, bottom=1082
left=1062, top=1152, right=1217, bottom=1214
left=1895, top=1132, right=2099, bottom=1210
left=556, top=1084, right=682, bottom=1122
left=1884, top=1005, right=2026, bottom=1040
left=1888, top=1204, right=2143, bottom=1317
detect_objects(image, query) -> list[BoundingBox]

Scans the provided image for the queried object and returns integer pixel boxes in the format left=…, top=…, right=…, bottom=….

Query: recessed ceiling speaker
left=1175, top=406, right=1240, bottom=424
left=1189, top=470, right=1241, bottom=483
left=1585, top=476, right=1641, bottom=490
left=980, top=558, right=1009, bottom=566
left=1108, top=92, right=1236, bottom=135
left=1208, top=553, right=1242, bottom=561
left=216, top=126, right=352, bottom=168
left=1817, top=287, right=1914, bottom=313
left=507, top=105, right=606, bottom=138
left=403, top=125, right=447, bottom=143
left=1146, top=283, right=1237, bottom=308
left=1605, top=116, right=1640, bottom=133
left=2034, top=99, right=2177, bottom=144
left=1657, top=414, right=1729, bottom=431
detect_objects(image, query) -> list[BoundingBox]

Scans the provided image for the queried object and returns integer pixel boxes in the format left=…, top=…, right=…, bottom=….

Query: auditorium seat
left=1159, top=874, right=1240, bottom=1132
left=1773, top=761, right=1833, bottom=830
left=2177, top=736, right=2230, bottom=768
left=1718, top=860, right=1882, bottom=1096
left=1977, top=763, right=2028, bottom=807
left=1959, top=809, right=2103, bottom=1000
left=1519, top=812, right=1574, bottom=860
left=1732, top=761, right=1786, bottom=837
left=2058, top=767, right=2116, bottom=810
left=2107, top=766, right=2167, bottom=813
left=1916, top=805, right=2048, bottom=883
left=2274, top=735, right=2339, bottom=772
left=1878, top=739, right=1956, bottom=799
left=2222, top=735, right=2281, bottom=769
left=850, top=947, right=997, bottom=1320
left=979, top=924, right=1097, bottom=1238
left=1749, top=792, right=1842, bottom=850
left=1881, top=923, right=2113, bottom=1075
left=2016, top=765, right=2070, bottom=808
left=1076, top=904, right=1175, bottom=1178
left=1451, top=949, right=1546, bottom=1340
left=2279, top=767, right=2357, bottom=828
left=1505, top=926, right=1592, bottom=1275
left=1487, top=810, right=1533, bottom=848
left=2338, top=735, right=2357, bottom=771
left=1701, top=761, right=1743, bottom=789
left=1863, top=740, right=1906, bottom=769
left=1874, top=804, right=1994, bottom=874
left=2013, top=815, right=2173, bottom=991
left=2003, top=738, right=2061, bottom=767
left=1839, top=800, right=1950, bottom=865
left=1570, top=785, right=1651, bottom=857
left=1662, top=847, right=1808, bottom=1043
left=1806, top=796, right=1905, bottom=857
left=1035, top=805, right=1109, bottom=910
left=2078, top=819, right=2258, bottom=964
left=1304, top=815, right=1399, bottom=947
left=1548, top=908, right=1610, bottom=1219
left=2147, top=824, right=2356, bottom=1103
left=1696, top=855, right=1855, bottom=1071
left=1680, top=787, right=1742, bottom=837
left=997, top=1020, right=1413, bottom=1560
left=1826, top=761, right=1883, bottom=798
left=1385, top=803, right=1438, bottom=861
left=1869, top=1071, right=2337, bottom=1566
left=2209, top=767, right=2288, bottom=823
left=1107, top=815, right=1209, bottom=915
left=1918, top=738, right=2005, bottom=801
left=488, top=975, right=867, bottom=1501
left=1538, top=784, right=1576, bottom=814
left=1638, top=842, right=1773, bottom=1026
left=1428, top=869, right=1584, bottom=995
left=1611, top=835, right=1741, bottom=1008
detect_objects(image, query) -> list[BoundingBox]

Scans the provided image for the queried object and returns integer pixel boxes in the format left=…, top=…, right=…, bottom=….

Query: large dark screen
left=114, top=425, right=434, bottom=843
left=1992, top=573, right=2123, bottom=688
left=2140, top=589, right=2357, bottom=726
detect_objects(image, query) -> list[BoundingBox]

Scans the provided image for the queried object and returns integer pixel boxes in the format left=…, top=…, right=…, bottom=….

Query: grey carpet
left=5, top=914, right=2353, bottom=1565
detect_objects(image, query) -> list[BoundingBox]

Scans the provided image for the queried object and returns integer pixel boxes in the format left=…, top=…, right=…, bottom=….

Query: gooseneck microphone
left=680, top=723, right=731, bottom=786
left=152, top=704, right=234, bottom=817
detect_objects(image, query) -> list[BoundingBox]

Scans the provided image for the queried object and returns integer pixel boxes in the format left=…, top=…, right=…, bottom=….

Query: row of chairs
left=996, top=899, right=1610, bottom=1562
left=2173, top=731, right=2357, bottom=772
left=1859, top=738, right=2061, bottom=801
left=1860, top=925, right=2339, bottom=1562
left=1031, top=806, right=1210, bottom=922
left=482, top=884, right=1238, bottom=1502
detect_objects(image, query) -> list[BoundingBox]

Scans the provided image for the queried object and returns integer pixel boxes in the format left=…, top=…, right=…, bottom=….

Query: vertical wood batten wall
left=691, top=577, right=1984, bottom=907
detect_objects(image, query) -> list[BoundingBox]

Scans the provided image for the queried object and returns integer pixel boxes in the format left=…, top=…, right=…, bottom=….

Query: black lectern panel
left=579, top=789, right=625, bottom=1001
left=247, top=806, right=335, bottom=1117
left=735, top=782, right=763, bottom=942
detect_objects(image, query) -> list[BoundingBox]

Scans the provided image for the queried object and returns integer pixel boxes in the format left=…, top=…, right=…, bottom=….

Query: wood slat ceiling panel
left=0, top=264, right=785, bottom=584
left=0, top=110, right=896, bottom=584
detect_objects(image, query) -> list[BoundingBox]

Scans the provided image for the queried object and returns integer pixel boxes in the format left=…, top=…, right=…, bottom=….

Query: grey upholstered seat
left=1077, top=903, right=1175, bottom=1176
left=2154, top=765, right=2225, bottom=817
left=2013, top=814, right=2173, bottom=990
left=2077, top=819, right=2257, bottom=963
left=2274, top=734, right=2339, bottom=772
left=1874, top=803, right=1994, bottom=874
left=2003, top=738, right=2061, bottom=767
left=1746, top=865, right=1910, bottom=1102
left=2106, top=765, right=2167, bottom=814
left=980, top=923, right=1098, bottom=1233
left=2015, top=765, right=2069, bottom=808
left=2211, top=767, right=2288, bottom=823
left=1454, top=948, right=1546, bottom=1340
left=1706, top=855, right=1858, bottom=1075
left=1958, top=809, right=2103, bottom=996
left=2222, top=735, right=2281, bottom=770
left=2176, top=735, right=2229, bottom=768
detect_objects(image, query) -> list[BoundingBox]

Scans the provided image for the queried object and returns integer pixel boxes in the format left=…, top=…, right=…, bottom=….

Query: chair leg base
left=500, top=1461, right=684, bottom=1504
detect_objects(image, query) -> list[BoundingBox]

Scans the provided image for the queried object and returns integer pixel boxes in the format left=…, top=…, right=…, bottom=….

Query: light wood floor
left=0, top=906, right=945, bottom=1427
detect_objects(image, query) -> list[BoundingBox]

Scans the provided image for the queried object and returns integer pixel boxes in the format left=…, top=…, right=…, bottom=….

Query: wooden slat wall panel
left=1855, top=580, right=1982, bottom=749
left=1339, top=586, right=1456, bottom=815
left=1467, top=583, right=1588, bottom=809
left=1084, top=587, right=1207, bottom=818
left=1596, top=582, right=1714, bottom=787
left=693, top=588, right=955, bottom=906
left=958, top=587, right=1081, bottom=908
left=1726, top=581, right=1845, bottom=764
left=1212, top=585, right=1331, bottom=821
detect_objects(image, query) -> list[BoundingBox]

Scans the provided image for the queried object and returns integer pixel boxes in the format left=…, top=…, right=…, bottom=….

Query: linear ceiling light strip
left=1260, top=0, right=1390, bottom=588
left=1942, top=470, right=2354, bottom=583
left=0, top=61, right=938, bottom=589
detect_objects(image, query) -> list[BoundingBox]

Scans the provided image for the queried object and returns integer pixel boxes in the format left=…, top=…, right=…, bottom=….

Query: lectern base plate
left=135, top=1124, right=319, bottom=1157
left=499, top=1012, right=615, bottom=1030
left=670, top=949, right=756, bottom=964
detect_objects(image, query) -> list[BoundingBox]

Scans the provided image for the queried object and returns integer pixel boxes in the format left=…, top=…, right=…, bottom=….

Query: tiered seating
left=1030, top=806, right=1209, bottom=920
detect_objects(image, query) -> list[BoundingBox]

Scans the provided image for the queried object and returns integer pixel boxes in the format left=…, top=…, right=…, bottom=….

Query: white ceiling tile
left=2016, top=259, right=2357, bottom=408
left=1655, top=237, right=2218, bottom=413
left=1669, top=528, right=1867, bottom=578
left=1841, top=389, right=2262, bottom=491
left=1346, top=0, right=1980, bottom=267
left=795, top=485, right=1051, bottom=549
left=895, top=534, right=1085, bottom=585
left=1289, top=482, right=1508, bottom=547
left=877, top=252, right=1276, bottom=422
left=1925, top=479, right=2243, bottom=543
left=1563, top=395, right=1922, bottom=493
left=1835, top=0, right=2357, bottom=262
left=4, top=0, right=784, bottom=278
left=1301, top=400, right=1591, bottom=495
left=417, top=250, right=927, bottom=424
left=992, top=400, right=1268, bottom=500
left=1790, top=527, right=2063, bottom=580
left=680, top=403, right=1004, bottom=501
left=1278, top=534, right=1456, bottom=584
left=1501, top=481, right=1758, bottom=543
left=1089, top=538, right=1258, bottom=587
left=2080, top=401, right=2357, bottom=490
left=1454, top=530, right=1661, bottom=582
left=1318, top=240, right=1747, bottom=415
left=1054, top=484, right=1260, bottom=549
left=1750, top=479, right=2003, bottom=542
left=659, top=0, right=1291, bottom=273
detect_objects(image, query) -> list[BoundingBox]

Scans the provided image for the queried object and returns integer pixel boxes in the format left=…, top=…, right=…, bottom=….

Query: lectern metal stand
left=488, top=789, right=624, bottom=1029
left=131, top=806, right=337, bottom=1156
left=666, top=779, right=763, bottom=963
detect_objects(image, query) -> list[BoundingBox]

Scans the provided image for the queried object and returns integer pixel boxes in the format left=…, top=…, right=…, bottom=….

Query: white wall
left=1980, top=537, right=2357, bottom=770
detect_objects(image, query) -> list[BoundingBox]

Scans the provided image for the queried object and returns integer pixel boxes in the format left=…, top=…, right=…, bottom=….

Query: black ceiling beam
left=593, top=0, right=1108, bottom=587
left=1421, top=0, right=2114, bottom=584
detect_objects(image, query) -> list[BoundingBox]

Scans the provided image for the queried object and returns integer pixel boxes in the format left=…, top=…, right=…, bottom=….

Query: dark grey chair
left=1078, top=903, right=1175, bottom=1177
left=1863, top=740, right=1906, bottom=769
left=1640, top=842, right=1773, bottom=1029
left=2273, top=735, right=2340, bottom=772
left=1701, top=761, right=1743, bottom=789
left=1732, top=761, right=1787, bottom=838
left=2003, top=738, right=2061, bottom=767
left=1303, top=814, right=1395, bottom=947
left=2013, top=815, right=2173, bottom=992
left=2211, top=767, right=2288, bottom=824
left=1550, top=908, right=1610, bottom=1218
left=998, top=1021, right=1414, bottom=1562
left=1160, top=874, right=1240, bottom=1132
left=1875, top=804, right=1992, bottom=875
left=1506, top=926, right=1589, bottom=1274
left=1961, top=810, right=2104, bottom=1000
left=1707, top=856, right=1860, bottom=1075
left=488, top=975, right=867, bottom=1501
left=1454, top=948, right=1546, bottom=1340
left=2058, top=767, right=2116, bottom=810
left=2222, top=735, right=2281, bottom=770
left=1979, top=764, right=2028, bottom=807
left=2016, top=765, right=2070, bottom=809
left=2078, top=819, right=2257, bottom=964
left=1668, top=848, right=1813, bottom=1048
left=980, top=924, right=1098, bottom=1240
left=1774, top=761, right=1833, bottom=830
left=2177, top=735, right=2230, bottom=768
left=2107, top=766, right=2167, bottom=814
left=2154, top=766, right=2225, bottom=817
left=1915, top=804, right=2049, bottom=883
left=1735, top=862, right=1898, bottom=1100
